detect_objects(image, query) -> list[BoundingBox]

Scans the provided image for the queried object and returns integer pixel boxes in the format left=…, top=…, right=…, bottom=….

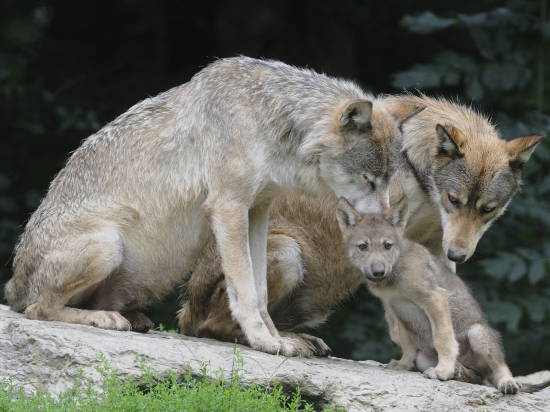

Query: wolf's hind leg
left=467, top=323, right=521, bottom=394
left=24, top=225, right=130, bottom=331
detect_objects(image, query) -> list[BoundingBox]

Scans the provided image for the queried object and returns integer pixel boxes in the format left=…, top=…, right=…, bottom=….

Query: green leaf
left=392, top=64, right=444, bottom=89
left=523, top=295, right=547, bottom=323
left=515, top=248, right=541, bottom=261
left=484, top=300, right=522, bottom=332
left=528, top=260, right=547, bottom=285
left=401, top=11, right=455, bottom=34
left=508, top=258, right=526, bottom=282
left=480, top=255, right=511, bottom=279
left=465, top=73, right=484, bottom=99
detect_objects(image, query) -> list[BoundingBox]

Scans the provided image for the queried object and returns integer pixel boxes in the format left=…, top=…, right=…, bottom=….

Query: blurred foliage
left=0, top=0, right=548, bottom=376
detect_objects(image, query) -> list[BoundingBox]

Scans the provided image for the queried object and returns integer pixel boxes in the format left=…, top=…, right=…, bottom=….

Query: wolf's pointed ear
left=340, top=100, right=373, bottom=132
left=337, top=197, right=362, bottom=232
left=386, top=196, right=409, bottom=229
left=435, top=124, right=466, bottom=158
left=506, top=135, right=544, bottom=175
left=391, top=102, right=426, bottom=126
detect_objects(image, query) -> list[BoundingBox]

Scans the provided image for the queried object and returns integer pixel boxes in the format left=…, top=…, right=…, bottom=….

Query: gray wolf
left=338, top=196, right=550, bottom=394
left=177, top=94, right=542, bottom=351
left=385, top=94, right=543, bottom=269
left=5, top=57, right=424, bottom=356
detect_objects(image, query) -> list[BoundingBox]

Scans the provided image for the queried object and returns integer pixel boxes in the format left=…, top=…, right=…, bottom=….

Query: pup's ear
left=337, top=197, right=362, bottom=232
left=390, top=101, right=426, bottom=126
left=340, top=100, right=373, bottom=132
left=506, top=135, right=544, bottom=180
left=435, top=124, right=466, bottom=158
left=386, top=196, right=409, bottom=229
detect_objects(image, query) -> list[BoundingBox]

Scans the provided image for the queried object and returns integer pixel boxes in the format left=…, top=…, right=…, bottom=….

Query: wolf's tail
left=521, top=379, right=550, bottom=394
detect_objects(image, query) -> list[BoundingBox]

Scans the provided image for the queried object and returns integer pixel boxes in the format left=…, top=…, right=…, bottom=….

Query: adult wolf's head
left=431, top=124, right=543, bottom=263
left=317, top=98, right=425, bottom=215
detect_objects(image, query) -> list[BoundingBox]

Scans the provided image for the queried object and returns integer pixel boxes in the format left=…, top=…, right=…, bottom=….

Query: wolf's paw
left=497, top=377, right=521, bottom=394
left=297, top=333, right=332, bottom=357
left=423, top=366, right=454, bottom=381
left=85, top=310, right=132, bottom=331
left=387, top=359, right=416, bottom=371
left=121, top=311, right=154, bottom=333
left=280, top=332, right=331, bottom=357
left=250, top=334, right=315, bottom=357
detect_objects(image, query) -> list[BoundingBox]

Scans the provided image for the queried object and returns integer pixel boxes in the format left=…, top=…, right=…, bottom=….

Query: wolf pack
left=5, top=56, right=550, bottom=394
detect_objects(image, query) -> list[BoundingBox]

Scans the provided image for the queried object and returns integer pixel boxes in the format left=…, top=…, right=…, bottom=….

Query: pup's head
left=336, top=196, right=408, bottom=283
left=318, top=99, right=425, bottom=215
left=432, top=124, right=543, bottom=263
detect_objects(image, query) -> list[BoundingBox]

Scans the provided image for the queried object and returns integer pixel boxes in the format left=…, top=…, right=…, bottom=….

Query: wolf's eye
left=358, top=243, right=368, bottom=251
left=363, top=174, right=376, bottom=191
left=482, top=206, right=496, bottom=214
left=384, top=242, right=392, bottom=250
left=448, top=194, right=460, bottom=207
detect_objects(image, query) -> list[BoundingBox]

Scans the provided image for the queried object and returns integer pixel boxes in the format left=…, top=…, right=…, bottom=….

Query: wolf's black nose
left=372, top=268, right=385, bottom=278
left=447, top=250, right=466, bottom=263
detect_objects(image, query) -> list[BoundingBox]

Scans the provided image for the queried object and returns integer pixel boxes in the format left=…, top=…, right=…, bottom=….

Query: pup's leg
left=386, top=309, right=418, bottom=371
left=204, top=198, right=307, bottom=356
left=421, top=288, right=459, bottom=381
left=24, top=225, right=131, bottom=330
left=467, top=323, right=521, bottom=394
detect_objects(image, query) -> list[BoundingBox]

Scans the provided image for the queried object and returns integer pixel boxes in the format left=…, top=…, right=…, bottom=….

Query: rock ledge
left=0, top=305, right=548, bottom=411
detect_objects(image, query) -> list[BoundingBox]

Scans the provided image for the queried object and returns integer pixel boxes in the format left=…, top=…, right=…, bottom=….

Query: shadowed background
left=1, top=0, right=549, bottom=375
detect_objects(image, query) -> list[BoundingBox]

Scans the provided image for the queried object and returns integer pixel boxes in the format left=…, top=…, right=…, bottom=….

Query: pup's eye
left=448, top=194, right=460, bottom=207
left=358, top=243, right=368, bottom=251
left=384, top=242, right=392, bottom=250
left=482, top=206, right=495, bottom=214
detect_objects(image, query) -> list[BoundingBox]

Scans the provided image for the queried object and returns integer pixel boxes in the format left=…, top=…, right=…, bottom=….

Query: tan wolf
left=5, top=57, right=424, bottom=356
left=338, top=196, right=550, bottom=394
left=177, top=94, right=542, bottom=353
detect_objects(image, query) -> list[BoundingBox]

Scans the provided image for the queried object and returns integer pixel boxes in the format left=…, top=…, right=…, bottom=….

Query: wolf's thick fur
left=5, top=57, right=425, bottom=356
left=338, top=197, right=550, bottom=394
left=177, top=94, right=542, bottom=353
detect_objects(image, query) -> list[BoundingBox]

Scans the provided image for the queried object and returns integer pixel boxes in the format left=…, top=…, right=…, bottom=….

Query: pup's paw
left=85, top=310, right=132, bottom=331
left=498, top=377, right=521, bottom=394
left=387, top=359, right=416, bottom=371
left=423, top=366, right=454, bottom=381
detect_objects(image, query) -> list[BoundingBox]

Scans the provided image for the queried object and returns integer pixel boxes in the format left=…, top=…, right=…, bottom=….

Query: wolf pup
left=338, top=196, right=550, bottom=394
left=178, top=95, right=542, bottom=351
left=5, top=57, right=425, bottom=356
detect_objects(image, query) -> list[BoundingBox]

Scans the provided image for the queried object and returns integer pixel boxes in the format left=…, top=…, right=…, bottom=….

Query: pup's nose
left=447, top=249, right=467, bottom=263
left=371, top=266, right=385, bottom=278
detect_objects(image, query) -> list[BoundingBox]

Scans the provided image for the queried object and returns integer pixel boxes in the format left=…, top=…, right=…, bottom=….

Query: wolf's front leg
left=248, top=200, right=279, bottom=338
left=204, top=197, right=311, bottom=357
left=249, top=200, right=314, bottom=357
left=421, top=288, right=459, bottom=381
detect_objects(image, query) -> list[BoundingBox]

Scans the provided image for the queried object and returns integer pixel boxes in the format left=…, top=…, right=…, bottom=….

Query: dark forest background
left=1, top=0, right=549, bottom=376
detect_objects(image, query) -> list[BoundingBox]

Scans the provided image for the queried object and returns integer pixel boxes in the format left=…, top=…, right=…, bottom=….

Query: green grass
left=0, top=350, right=342, bottom=412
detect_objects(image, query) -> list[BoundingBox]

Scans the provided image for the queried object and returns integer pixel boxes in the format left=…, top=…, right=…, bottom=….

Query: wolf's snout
left=447, top=249, right=466, bottom=263
left=371, top=264, right=386, bottom=278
